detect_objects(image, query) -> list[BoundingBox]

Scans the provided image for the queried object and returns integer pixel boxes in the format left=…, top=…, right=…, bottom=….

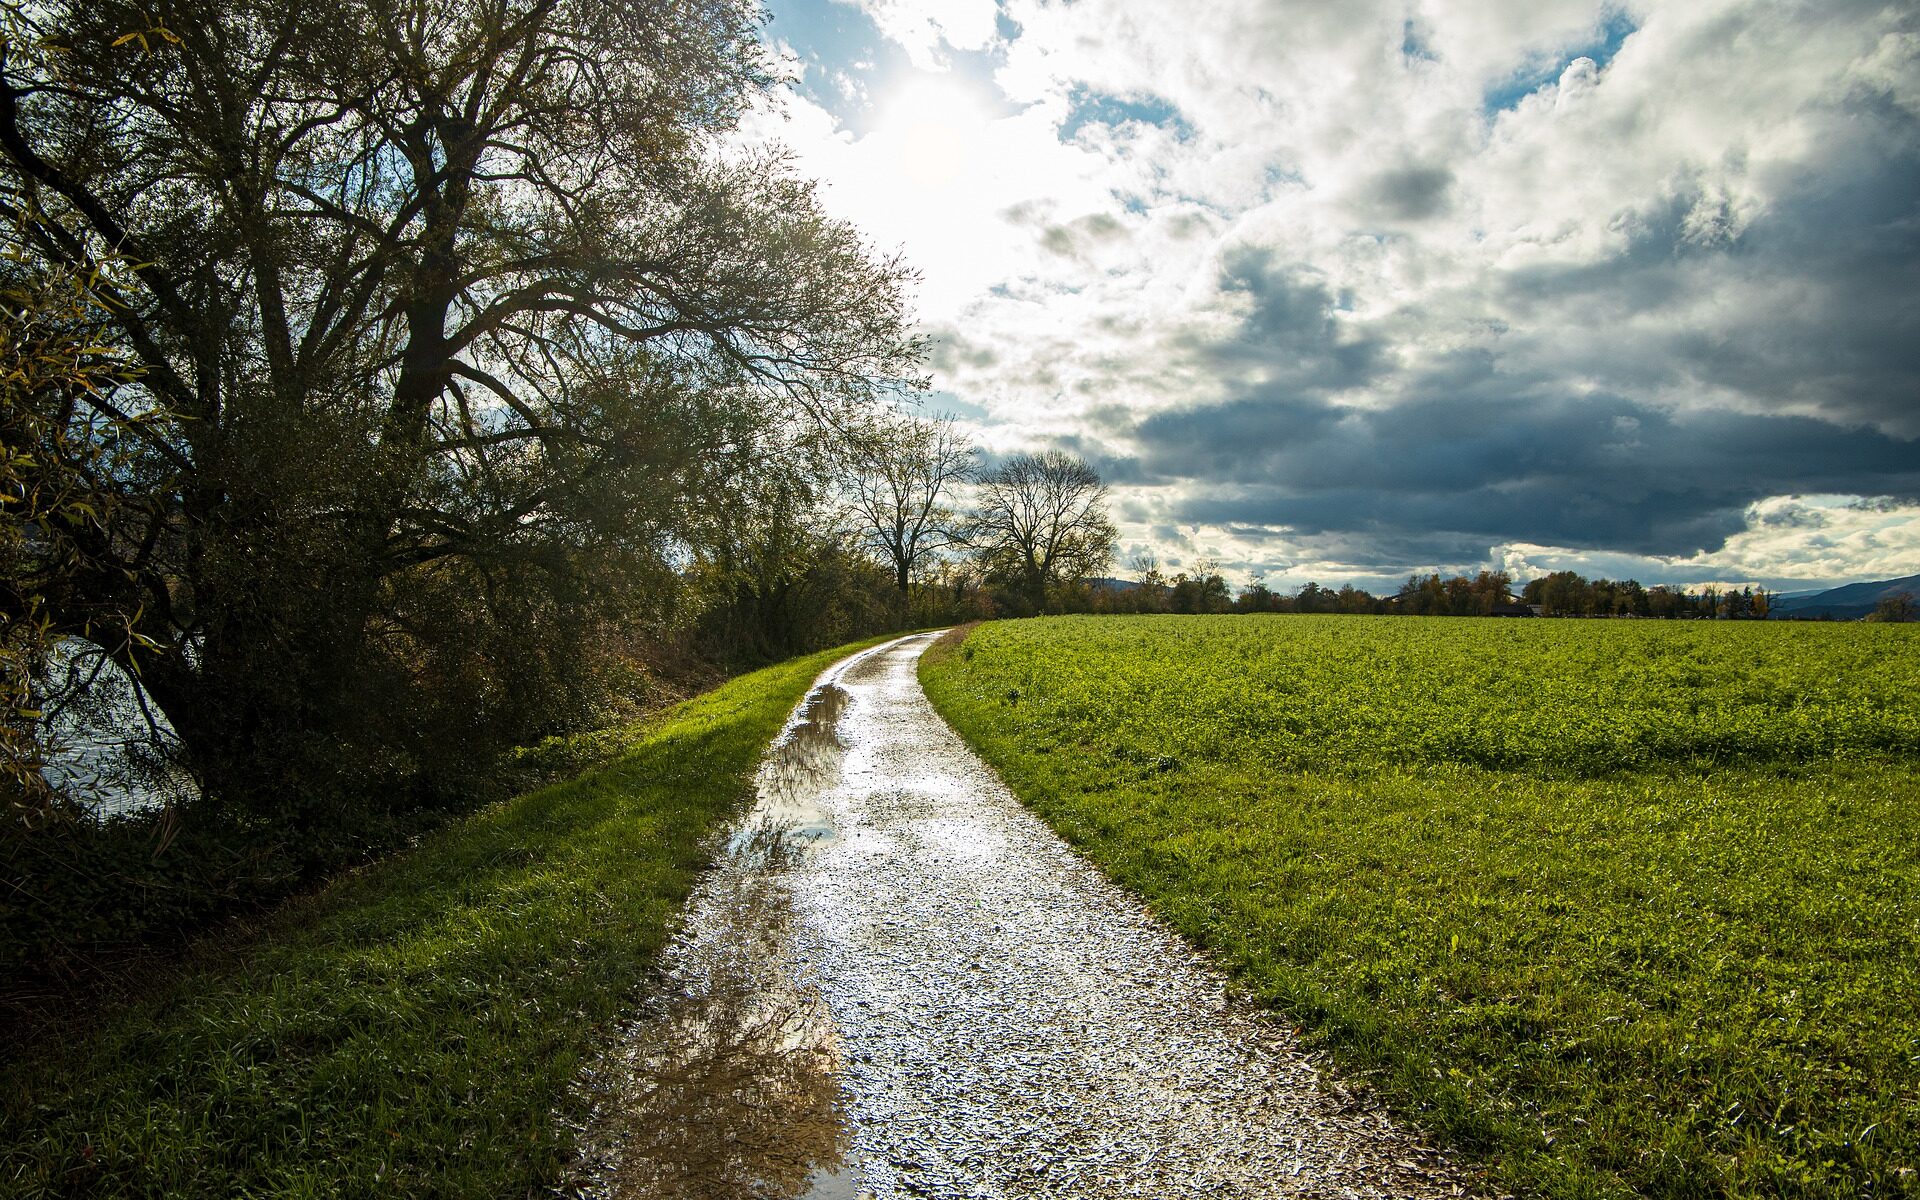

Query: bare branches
left=847, top=411, right=974, bottom=592
left=969, top=450, right=1116, bottom=613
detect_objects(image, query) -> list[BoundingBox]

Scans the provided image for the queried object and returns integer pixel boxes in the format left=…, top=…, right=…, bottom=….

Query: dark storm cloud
left=1357, top=163, right=1455, bottom=222
left=1502, top=86, right=1920, bottom=430
left=1208, top=246, right=1385, bottom=388
left=1136, top=381, right=1920, bottom=558
left=1681, top=109, right=1920, bottom=430
left=1102, top=51, right=1920, bottom=571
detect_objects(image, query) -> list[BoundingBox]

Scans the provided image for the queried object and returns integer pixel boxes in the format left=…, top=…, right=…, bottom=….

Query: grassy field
left=1, top=636, right=891, bottom=1198
left=921, top=615, right=1920, bottom=1199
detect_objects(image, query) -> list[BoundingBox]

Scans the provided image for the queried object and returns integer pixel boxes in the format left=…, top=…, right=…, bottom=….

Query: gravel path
left=574, top=633, right=1477, bottom=1199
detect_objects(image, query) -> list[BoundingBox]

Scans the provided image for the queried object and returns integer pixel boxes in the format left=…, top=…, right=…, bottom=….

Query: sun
left=875, top=75, right=992, bottom=191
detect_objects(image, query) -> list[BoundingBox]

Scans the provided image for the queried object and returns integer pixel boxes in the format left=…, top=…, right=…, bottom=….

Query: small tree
left=968, top=450, right=1115, bottom=615
left=1867, top=591, right=1916, bottom=623
left=1169, top=558, right=1230, bottom=614
left=847, top=412, right=973, bottom=595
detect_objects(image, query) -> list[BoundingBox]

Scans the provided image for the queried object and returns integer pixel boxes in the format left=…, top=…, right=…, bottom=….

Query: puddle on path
left=568, top=680, right=863, bottom=1199
left=729, top=684, right=848, bottom=861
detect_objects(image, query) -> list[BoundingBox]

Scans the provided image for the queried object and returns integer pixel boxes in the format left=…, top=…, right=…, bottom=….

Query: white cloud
left=758, top=0, right=1920, bottom=586
left=836, top=0, right=1003, bottom=70
left=1496, top=495, right=1920, bottom=589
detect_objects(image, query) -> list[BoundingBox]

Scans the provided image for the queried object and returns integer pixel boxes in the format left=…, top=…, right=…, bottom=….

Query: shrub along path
left=0, top=637, right=894, bottom=1197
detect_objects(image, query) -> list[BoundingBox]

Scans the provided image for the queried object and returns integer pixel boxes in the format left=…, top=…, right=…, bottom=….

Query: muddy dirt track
left=572, top=633, right=1477, bottom=1199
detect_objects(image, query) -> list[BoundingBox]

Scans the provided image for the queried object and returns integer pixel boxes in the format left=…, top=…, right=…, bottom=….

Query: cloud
left=836, top=0, right=1004, bottom=70
left=1140, top=387, right=1920, bottom=555
left=1353, top=162, right=1456, bottom=222
left=758, top=0, right=1920, bottom=586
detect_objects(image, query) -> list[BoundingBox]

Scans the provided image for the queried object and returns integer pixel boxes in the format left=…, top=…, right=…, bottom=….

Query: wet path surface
left=573, top=634, right=1475, bottom=1199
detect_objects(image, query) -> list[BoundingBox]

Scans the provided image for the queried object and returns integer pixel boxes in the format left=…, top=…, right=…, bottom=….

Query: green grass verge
left=1, top=635, right=895, bottom=1198
left=920, top=615, right=1920, bottom=1199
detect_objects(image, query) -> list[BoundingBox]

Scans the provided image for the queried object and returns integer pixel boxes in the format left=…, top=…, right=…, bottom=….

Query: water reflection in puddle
left=730, top=684, right=847, bottom=861
left=570, top=682, right=861, bottom=1199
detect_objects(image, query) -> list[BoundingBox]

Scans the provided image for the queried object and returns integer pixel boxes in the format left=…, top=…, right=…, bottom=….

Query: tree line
left=1057, top=566, right=1782, bottom=619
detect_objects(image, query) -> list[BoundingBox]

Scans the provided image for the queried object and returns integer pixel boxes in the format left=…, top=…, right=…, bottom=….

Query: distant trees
left=1235, top=575, right=1277, bottom=612
left=967, top=450, right=1115, bottom=615
left=1523, top=571, right=1587, bottom=616
left=1131, top=554, right=1172, bottom=610
left=1866, top=591, right=1916, bottom=623
left=1169, top=560, right=1232, bottom=614
left=1388, top=571, right=1513, bottom=616
left=1517, top=574, right=1770, bottom=619
left=1064, top=566, right=1781, bottom=621
left=688, top=470, right=898, bottom=665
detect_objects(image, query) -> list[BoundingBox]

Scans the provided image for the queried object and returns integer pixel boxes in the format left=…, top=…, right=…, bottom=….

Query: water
left=34, top=641, right=189, bottom=818
left=568, top=675, right=863, bottom=1198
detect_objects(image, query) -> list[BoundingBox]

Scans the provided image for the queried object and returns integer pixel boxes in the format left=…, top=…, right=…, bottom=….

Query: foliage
left=1867, top=591, right=1916, bottom=623
left=1, top=635, right=891, bottom=1196
left=0, top=0, right=921, bottom=952
left=1085, top=567, right=1784, bottom=621
left=922, top=615, right=1920, bottom=1199
left=1396, top=570, right=1515, bottom=615
left=687, top=465, right=904, bottom=667
left=1520, top=571, right=1764, bottom=619
left=0, top=0, right=920, bottom=801
left=0, top=258, right=150, bottom=820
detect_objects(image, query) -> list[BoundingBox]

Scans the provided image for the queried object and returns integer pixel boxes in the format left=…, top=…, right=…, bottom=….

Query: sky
left=743, top=0, right=1920, bottom=593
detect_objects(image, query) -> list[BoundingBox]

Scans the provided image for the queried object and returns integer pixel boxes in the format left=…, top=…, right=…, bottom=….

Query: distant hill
left=1769, top=573, right=1920, bottom=619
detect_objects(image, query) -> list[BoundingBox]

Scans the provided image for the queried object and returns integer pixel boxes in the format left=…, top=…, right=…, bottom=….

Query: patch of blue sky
left=763, top=0, right=903, bottom=130
left=1261, top=163, right=1306, bottom=197
left=915, top=390, right=991, bottom=422
left=1481, top=7, right=1638, bottom=116
left=1059, top=85, right=1194, bottom=144
left=1400, top=19, right=1438, bottom=64
left=763, top=0, right=1023, bottom=134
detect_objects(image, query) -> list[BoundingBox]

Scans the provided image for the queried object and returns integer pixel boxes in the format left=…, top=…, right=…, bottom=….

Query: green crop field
left=921, top=615, right=1920, bottom=1199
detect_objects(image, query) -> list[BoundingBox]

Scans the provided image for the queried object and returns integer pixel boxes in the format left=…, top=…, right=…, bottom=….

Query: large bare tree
left=0, top=0, right=923, bottom=821
left=969, top=450, right=1115, bottom=615
left=848, top=412, right=973, bottom=594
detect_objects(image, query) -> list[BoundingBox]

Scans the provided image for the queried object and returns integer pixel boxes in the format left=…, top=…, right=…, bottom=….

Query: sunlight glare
left=877, top=75, right=989, bottom=191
